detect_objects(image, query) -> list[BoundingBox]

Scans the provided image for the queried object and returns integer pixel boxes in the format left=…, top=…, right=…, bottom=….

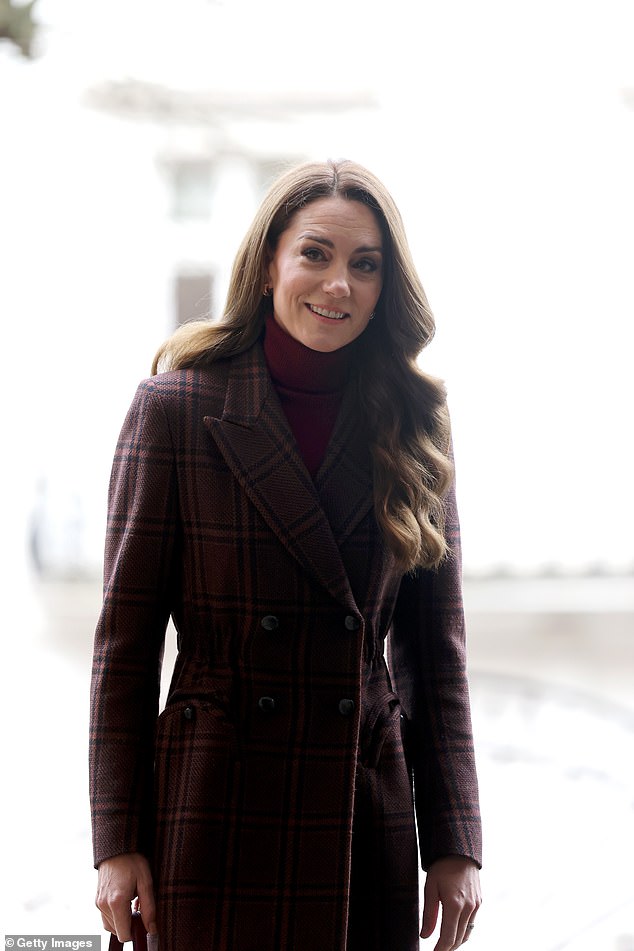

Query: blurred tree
left=0, top=0, right=39, bottom=58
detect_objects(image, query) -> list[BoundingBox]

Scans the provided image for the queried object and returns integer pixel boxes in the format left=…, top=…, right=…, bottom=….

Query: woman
left=90, top=159, right=482, bottom=951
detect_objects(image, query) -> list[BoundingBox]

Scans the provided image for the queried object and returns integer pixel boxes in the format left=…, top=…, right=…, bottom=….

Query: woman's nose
left=323, top=267, right=351, bottom=298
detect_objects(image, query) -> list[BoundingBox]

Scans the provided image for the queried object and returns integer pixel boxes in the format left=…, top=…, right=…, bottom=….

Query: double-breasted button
left=344, top=615, right=360, bottom=631
left=183, top=706, right=194, bottom=720
left=338, top=699, right=355, bottom=717
left=258, top=696, right=277, bottom=713
left=261, top=615, right=280, bottom=631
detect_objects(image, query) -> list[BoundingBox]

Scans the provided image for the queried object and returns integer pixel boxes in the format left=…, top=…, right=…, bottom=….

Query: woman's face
left=266, top=196, right=384, bottom=352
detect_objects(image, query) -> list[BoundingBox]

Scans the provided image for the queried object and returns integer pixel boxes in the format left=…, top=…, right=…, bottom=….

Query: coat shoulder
left=144, top=362, right=231, bottom=399
left=132, top=362, right=232, bottom=424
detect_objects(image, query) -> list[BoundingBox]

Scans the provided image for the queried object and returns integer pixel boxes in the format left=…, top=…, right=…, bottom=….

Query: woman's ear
left=262, top=250, right=273, bottom=295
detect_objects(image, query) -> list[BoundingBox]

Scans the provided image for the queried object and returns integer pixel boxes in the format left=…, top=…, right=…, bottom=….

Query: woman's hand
left=421, top=855, right=481, bottom=950
left=96, top=852, right=158, bottom=941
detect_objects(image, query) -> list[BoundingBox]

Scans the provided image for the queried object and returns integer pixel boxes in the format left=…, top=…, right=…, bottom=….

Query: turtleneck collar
left=263, top=312, right=354, bottom=394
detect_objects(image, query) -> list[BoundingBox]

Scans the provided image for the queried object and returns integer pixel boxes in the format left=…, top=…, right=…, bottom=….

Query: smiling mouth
left=307, top=303, right=349, bottom=321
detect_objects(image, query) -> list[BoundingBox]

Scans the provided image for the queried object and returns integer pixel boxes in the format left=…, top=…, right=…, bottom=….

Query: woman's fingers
left=421, top=856, right=481, bottom=950
left=95, top=852, right=157, bottom=940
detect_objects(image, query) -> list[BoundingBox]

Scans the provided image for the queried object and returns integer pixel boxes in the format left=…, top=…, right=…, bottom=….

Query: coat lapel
left=203, top=343, right=371, bottom=612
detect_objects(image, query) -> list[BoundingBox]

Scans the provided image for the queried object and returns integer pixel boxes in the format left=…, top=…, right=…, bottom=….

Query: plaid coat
left=89, top=340, right=482, bottom=951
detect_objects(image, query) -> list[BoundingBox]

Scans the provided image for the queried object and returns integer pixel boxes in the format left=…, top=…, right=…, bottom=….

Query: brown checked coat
left=89, top=339, right=482, bottom=951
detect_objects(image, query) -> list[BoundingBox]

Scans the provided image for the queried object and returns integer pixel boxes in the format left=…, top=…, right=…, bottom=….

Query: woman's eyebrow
left=297, top=232, right=383, bottom=254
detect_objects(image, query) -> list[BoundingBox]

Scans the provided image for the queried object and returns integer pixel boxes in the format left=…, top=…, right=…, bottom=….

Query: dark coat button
left=344, top=615, right=360, bottom=631
left=258, top=696, right=276, bottom=713
left=183, top=706, right=194, bottom=720
left=338, top=699, right=355, bottom=716
left=261, top=615, right=280, bottom=631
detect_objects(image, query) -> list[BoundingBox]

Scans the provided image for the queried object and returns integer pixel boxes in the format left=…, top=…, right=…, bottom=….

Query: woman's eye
left=355, top=258, right=379, bottom=273
left=301, top=247, right=325, bottom=262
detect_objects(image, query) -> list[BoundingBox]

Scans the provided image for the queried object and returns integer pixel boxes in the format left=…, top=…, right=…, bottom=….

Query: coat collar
left=203, top=342, right=374, bottom=612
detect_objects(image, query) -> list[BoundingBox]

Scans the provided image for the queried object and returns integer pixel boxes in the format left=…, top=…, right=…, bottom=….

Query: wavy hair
left=152, top=159, right=454, bottom=571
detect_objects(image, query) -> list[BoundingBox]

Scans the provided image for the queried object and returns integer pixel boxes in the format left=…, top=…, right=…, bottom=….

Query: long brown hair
left=152, top=159, right=453, bottom=571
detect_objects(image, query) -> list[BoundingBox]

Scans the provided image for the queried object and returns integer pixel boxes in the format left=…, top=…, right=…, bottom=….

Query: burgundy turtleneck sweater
left=263, top=313, right=354, bottom=478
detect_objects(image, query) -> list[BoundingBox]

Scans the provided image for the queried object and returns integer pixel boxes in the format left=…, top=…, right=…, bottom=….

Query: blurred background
left=1, top=0, right=633, bottom=947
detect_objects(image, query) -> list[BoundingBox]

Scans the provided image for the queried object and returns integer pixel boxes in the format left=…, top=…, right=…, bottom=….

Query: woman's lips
left=306, top=303, right=349, bottom=320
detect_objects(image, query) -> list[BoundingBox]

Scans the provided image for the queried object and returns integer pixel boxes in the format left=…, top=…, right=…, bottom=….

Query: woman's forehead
left=283, top=196, right=383, bottom=245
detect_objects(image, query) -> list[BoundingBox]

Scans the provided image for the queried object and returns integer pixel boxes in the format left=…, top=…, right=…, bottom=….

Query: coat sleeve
left=387, top=481, right=482, bottom=871
left=89, top=379, right=179, bottom=867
